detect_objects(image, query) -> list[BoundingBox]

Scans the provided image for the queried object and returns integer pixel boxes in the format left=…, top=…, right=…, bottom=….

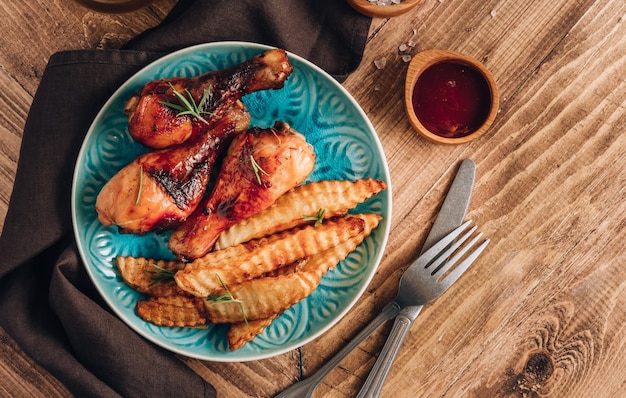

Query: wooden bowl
left=346, top=0, right=420, bottom=18
left=404, top=49, right=499, bottom=145
left=73, top=0, right=156, bottom=13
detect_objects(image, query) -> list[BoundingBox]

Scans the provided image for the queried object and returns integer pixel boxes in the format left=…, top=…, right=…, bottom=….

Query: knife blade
left=419, top=158, right=475, bottom=255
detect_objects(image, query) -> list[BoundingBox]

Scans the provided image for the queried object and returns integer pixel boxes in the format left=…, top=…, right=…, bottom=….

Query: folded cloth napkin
left=0, top=1, right=370, bottom=397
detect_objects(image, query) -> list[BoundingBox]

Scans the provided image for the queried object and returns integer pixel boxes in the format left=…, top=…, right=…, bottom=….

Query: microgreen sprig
left=250, top=155, right=269, bottom=185
left=207, top=274, right=248, bottom=325
left=160, top=82, right=213, bottom=125
left=302, top=208, right=326, bottom=227
left=147, top=263, right=176, bottom=287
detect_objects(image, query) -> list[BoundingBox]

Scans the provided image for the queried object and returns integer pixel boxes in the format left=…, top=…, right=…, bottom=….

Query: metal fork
left=275, top=220, right=489, bottom=398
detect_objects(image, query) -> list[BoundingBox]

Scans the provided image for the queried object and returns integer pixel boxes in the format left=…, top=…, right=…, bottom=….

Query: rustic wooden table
left=1, top=0, right=625, bottom=397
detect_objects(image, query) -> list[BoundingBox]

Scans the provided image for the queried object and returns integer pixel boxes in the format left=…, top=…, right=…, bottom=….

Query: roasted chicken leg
left=168, top=121, right=316, bottom=261
left=125, top=48, right=293, bottom=149
left=96, top=101, right=251, bottom=234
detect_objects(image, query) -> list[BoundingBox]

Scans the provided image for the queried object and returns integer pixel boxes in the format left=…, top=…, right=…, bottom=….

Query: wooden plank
left=0, top=0, right=177, bottom=93
left=0, top=69, right=30, bottom=233
left=182, top=354, right=301, bottom=397
left=0, top=327, right=69, bottom=397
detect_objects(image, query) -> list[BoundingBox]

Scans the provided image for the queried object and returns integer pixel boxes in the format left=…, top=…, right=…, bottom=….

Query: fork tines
left=423, top=220, right=490, bottom=286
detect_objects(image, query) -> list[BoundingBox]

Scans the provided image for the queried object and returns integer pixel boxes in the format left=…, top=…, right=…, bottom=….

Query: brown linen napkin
left=123, top=0, right=370, bottom=81
left=0, top=1, right=370, bottom=397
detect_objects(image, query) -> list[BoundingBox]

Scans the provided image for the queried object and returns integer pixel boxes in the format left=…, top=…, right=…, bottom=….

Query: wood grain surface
left=1, top=0, right=625, bottom=397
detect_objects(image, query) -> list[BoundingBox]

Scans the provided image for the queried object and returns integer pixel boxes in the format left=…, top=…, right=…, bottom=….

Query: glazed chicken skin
left=96, top=102, right=251, bottom=234
left=125, top=49, right=293, bottom=149
left=168, top=121, right=316, bottom=261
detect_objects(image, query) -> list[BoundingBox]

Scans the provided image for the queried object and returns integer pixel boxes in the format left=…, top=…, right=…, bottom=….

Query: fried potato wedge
left=204, top=213, right=381, bottom=324
left=227, top=315, right=280, bottom=351
left=176, top=220, right=304, bottom=270
left=214, top=178, right=387, bottom=250
left=116, top=257, right=186, bottom=297
left=136, top=295, right=207, bottom=327
left=175, top=214, right=373, bottom=297
left=204, top=270, right=321, bottom=324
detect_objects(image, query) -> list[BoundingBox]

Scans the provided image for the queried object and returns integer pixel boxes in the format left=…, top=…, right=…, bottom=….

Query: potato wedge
left=204, top=271, right=320, bottom=323
left=136, top=295, right=207, bottom=327
left=227, top=315, right=280, bottom=351
left=116, top=257, right=185, bottom=297
left=214, top=178, right=386, bottom=250
left=175, top=215, right=370, bottom=297
left=204, top=213, right=381, bottom=324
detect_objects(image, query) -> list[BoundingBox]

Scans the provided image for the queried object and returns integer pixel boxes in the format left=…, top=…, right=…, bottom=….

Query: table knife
left=420, top=158, right=475, bottom=255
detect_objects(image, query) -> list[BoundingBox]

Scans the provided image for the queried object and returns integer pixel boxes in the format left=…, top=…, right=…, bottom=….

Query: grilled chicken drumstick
left=124, top=48, right=293, bottom=149
left=96, top=101, right=251, bottom=234
left=168, top=121, right=316, bottom=261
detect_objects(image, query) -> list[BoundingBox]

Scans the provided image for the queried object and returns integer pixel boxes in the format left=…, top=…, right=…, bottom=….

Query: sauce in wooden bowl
left=411, top=61, right=492, bottom=138
left=404, top=49, right=499, bottom=145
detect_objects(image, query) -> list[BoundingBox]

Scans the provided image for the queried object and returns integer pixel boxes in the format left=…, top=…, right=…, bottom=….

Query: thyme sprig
left=302, top=208, right=326, bottom=227
left=160, top=82, right=213, bottom=125
left=207, top=274, right=248, bottom=325
left=147, top=263, right=176, bottom=287
left=250, top=155, right=269, bottom=185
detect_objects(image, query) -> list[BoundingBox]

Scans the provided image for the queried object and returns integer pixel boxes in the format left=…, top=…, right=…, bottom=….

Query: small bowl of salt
left=346, top=0, right=420, bottom=18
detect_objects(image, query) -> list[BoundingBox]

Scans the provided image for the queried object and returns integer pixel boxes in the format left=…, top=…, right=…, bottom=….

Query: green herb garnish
left=160, top=83, right=213, bottom=125
left=250, top=155, right=269, bottom=185
left=207, top=274, right=248, bottom=325
left=147, top=263, right=176, bottom=287
left=302, top=208, right=326, bottom=227
left=135, top=165, right=144, bottom=206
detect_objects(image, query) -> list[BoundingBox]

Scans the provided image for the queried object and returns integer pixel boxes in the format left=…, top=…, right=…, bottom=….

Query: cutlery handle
left=318, top=301, right=401, bottom=376
left=356, top=305, right=423, bottom=398
left=274, top=301, right=400, bottom=398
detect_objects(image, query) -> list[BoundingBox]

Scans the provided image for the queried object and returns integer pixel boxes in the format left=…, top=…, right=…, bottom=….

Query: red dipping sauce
left=412, top=61, right=492, bottom=138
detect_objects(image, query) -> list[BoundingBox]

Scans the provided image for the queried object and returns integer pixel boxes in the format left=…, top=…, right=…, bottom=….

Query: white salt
left=374, top=57, right=387, bottom=69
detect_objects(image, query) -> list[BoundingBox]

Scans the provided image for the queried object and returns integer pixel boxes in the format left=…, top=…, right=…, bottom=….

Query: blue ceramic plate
left=71, top=42, right=391, bottom=362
